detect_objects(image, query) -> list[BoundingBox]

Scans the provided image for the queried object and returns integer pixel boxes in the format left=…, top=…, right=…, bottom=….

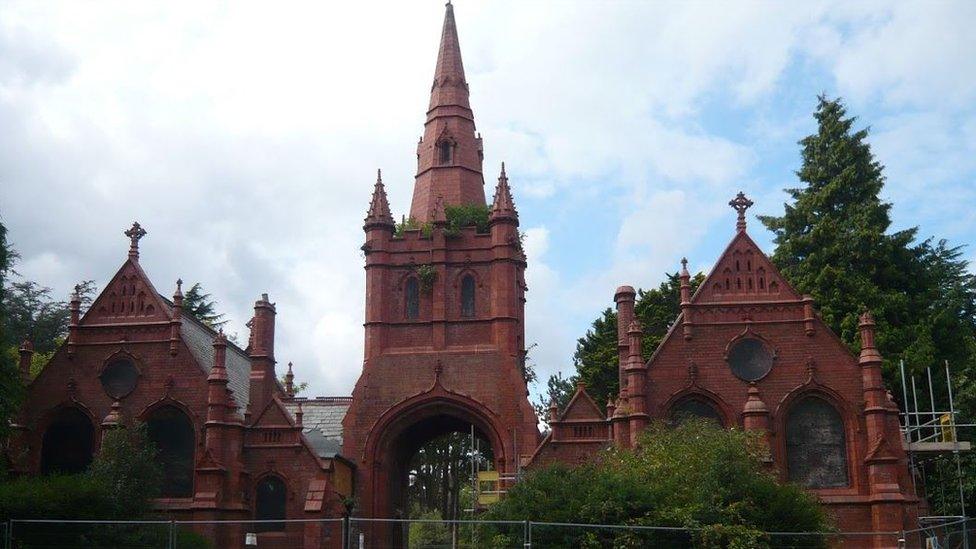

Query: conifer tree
left=759, top=96, right=976, bottom=388
left=760, top=96, right=976, bottom=515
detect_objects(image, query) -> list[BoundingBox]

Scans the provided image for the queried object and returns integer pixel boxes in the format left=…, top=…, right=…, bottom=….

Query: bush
left=89, top=422, right=162, bottom=516
left=444, top=204, right=491, bottom=236
left=485, top=420, right=832, bottom=548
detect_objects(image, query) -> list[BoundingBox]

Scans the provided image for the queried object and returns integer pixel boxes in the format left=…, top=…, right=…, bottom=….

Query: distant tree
left=0, top=219, right=22, bottom=451
left=532, top=371, right=575, bottom=426
left=569, top=272, right=704, bottom=410
left=486, top=420, right=830, bottom=548
left=182, top=282, right=227, bottom=328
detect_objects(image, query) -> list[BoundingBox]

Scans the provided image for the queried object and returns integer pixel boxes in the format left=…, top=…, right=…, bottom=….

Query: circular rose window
left=727, top=338, right=773, bottom=381
left=100, top=358, right=139, bottom=399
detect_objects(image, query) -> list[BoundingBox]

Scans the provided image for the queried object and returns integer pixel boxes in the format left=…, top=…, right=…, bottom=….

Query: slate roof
left=283, top=397, right=352, bottom=459
left=171, top=304, right=252, bottom=410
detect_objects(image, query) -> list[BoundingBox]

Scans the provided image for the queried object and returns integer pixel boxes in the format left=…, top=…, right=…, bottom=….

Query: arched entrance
left=364, top=396, right=507, bottom=548
left=40, top=407, right=95, bottom=475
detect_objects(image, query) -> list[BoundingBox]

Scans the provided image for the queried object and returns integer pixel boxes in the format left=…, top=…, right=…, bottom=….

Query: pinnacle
left=490, top=163, right=518, bottom=221
left=364, top=169, right=395, bottom=229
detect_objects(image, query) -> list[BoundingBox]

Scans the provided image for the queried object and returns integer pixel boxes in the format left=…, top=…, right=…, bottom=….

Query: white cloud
left=1, top=0, right=973, bottom=403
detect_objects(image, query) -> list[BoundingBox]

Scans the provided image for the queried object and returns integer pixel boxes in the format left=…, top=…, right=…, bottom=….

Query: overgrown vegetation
left=416, top=264, right=437, bottom=293
left=394, top=204, right=492, bottom=239
left=485, top=420, right=831, bottom=548
left=444, top=204, right=491, bottom=237
left=395, top=216, right=433, bottom=238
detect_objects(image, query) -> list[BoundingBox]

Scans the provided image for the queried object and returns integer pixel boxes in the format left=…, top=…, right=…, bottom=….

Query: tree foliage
left=406, top=431, right=492, bottom=521
left=0, top=219, right=21, bottom=450
left=486, top=420, right=830, bottom=548
left=182, top=282, right=227, bottom=328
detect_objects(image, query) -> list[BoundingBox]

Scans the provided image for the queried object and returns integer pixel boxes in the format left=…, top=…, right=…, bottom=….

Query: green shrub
left=485, top=420, right=832, bottom=548
left=0, top=474, right=114, bottom=521
left=444, top=204, right=490, bottom=236
left=395, top=216, right=433, bottom=238
left=89, top=422, right=162, bottom=516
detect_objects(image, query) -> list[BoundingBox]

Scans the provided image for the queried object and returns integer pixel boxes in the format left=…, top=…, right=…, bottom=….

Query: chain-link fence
left=2, top=516, right=974, bottom=548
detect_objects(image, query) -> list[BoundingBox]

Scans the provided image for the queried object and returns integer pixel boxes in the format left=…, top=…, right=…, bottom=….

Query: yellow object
left=477, top=470, right=500, bottom=505
left=940, top=413, right=956, bottom=442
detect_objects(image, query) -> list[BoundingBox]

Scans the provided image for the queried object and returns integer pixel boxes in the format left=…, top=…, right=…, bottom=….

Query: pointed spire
left=490, top=163, right=518, bottom=222
left=364, top=169, right=395, bottom=230
left=410, top=2, right=485, bottom=220
left=124, top=222, right=147, bottom=261
left=429, top=1, right=469, bottom=112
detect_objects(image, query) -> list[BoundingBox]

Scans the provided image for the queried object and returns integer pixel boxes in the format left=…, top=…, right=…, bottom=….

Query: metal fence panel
left=347, top=518, right=526, bottom=549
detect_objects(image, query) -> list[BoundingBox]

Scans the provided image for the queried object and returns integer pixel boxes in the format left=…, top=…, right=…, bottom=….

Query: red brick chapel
left=7, top=2, right=919, bottom=548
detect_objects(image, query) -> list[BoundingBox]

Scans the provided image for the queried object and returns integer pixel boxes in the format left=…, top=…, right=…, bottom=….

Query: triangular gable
left=252, top=397, right=296, bottom=428
left=83, top=259, right=171, bottom=324
left=559, top=385, right=605, bottom=422
left=693, top=230, right=800, bottom=304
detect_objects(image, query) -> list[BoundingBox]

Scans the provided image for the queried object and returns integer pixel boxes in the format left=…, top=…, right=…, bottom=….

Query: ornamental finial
left=124, top=222, right=147, bottom=260
left=729, top=192, right=754, bottom=232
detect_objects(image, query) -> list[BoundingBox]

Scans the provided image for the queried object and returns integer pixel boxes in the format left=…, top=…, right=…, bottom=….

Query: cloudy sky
left=2, top=0, right=974, bottom=401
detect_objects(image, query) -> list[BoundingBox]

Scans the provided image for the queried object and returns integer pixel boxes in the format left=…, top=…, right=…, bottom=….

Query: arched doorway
left=145, top=405, right=195, bottom=497
left=41, top=407, right=95, bottom=475
left=366, top=397, right=506, bottom=548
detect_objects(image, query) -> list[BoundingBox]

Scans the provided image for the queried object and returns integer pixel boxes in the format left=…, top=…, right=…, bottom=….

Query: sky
left=2, top=0, right=974, bottom=403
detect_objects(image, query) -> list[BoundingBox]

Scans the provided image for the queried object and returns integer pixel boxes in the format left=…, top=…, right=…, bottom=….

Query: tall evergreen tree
left=760, top=96, right=976, bottom=515
left=759, top=96, right=976, bottom=383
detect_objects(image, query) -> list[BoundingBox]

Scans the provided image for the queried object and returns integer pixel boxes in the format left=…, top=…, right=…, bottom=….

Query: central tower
left=341, top=2, right=540, bottom=533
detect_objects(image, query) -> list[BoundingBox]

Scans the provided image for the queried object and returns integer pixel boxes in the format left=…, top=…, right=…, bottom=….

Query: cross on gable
left=729, top=192, right=754, bottom=232
left=124, top=222, right=147, bottom=260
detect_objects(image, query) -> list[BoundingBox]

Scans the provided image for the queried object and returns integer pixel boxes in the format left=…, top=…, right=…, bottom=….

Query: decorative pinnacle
left=680, top=257, right=690, bottom=277
left=729, top=192, right=754, bottom=232
left=490, top=162, right=517, bottom=221
left=173, top=278, right=184, bottom=301
left=124, top=222, right=147, bottom=260
left=364, top=169, right=394, bottom=229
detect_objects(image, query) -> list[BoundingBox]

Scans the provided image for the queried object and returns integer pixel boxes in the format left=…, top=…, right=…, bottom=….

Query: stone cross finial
left=729, top=192, right=754, bottom=232
left=124, top=222, right=147, bottom=260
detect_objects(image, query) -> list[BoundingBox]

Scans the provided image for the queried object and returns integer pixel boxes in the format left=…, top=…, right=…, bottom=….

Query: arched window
left=460, top=274, right=475, bottom=318
left=786, top=396, right=849, bottom=488
left=41, top=407, right=95, bottom=475
left=255, top=476, right=287, bottom=532
left=438, top=141, right=453, bottom=165
left=146, top=405, right=195, bottom=497
left=669, top=397, right=723, bottom=426
left=405, top=277, right=420, bottom=320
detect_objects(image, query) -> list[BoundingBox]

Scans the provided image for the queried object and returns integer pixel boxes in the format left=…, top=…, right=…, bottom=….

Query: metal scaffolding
left=900, top=359, right=974, bottom=544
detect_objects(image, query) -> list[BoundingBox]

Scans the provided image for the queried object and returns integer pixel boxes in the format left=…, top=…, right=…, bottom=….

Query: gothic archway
left=364, top=393, right=507, bottom=547
left=145, top=404, right=195, bottom=497
left=40, top=406, right=95, bottom=475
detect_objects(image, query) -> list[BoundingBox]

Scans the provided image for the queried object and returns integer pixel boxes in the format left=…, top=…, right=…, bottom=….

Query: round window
left=100, top=358, right=139, bottom=399
left=727, top=338, right=773, bottom=381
